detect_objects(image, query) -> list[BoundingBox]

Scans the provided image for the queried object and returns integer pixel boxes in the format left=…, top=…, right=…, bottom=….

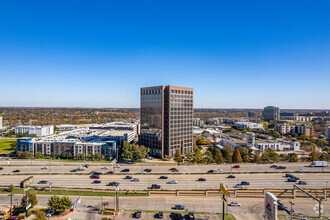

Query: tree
left=174, top=149, right=183, bottom=165
left=213, top=148, right=223, bottom=164
left=35, top=152, right=43, bottom=159
left=193, top=147, right=203, bottom=163
left=253, top=153, right=260, bottom=163
left=232, top=148, right=243, bottom=163
left=34, top=210, right=47, bottom=220
left=204, top=150, right=214, bottom=164
left=288, top=153, right=299, bottom=162
left=223, top=149, right=232, bottom=163
left=309, top=151, right=318, bottom=162
left=298, top=135, right=309, bottom=141
left=261, top=121, right=269, bottom=129
left=243, top=154, right=250, bottom=163
left=8, top=184, right=13, bottom=192
left=21, top=193, right=38, bottom=209
left=48, top=196, right=72, bottom=212
left=279, top=154, right=288, bottom=162
left=319, top=153, right=328, bottom=161
left=185, top=152, right=194, bottom=164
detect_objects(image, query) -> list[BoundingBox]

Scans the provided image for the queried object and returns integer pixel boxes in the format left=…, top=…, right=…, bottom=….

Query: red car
left=233, top=165, right=240, bottom=168
left=169, top=168, right=177, bottom=171
left=91, top=175, right=100, bottom=179
left=107, top=171, right=114, bottom=174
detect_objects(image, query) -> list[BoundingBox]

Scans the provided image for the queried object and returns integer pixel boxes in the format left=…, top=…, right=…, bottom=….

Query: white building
left=15, top=125, right=54, bottom=137
left=282, top=116, right=316, bottom=122
left=193, top=118, right=205, bottom=126
left=0, top=116, right=2, bottom=129
left=56, top=124, right=78, bottom=131
left=234, top=122, right=264, bottom=130
left=254, top=141, right=300, bottom=151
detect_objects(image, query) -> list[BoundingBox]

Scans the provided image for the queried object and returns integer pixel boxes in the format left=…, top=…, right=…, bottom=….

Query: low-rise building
left=254, top=140, right=300, bottom=151
left=15, top=125, right=54, bottom=137
left=275, top=124, right=313, bottom=136
left=234, top=122, right=264, bottom=130
left=56, top=124, right=78, bottom=131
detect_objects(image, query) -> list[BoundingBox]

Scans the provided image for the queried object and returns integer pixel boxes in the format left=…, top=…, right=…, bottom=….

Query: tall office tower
left=262, top=106, right=280, bottom=121
left=140, top=86, right=194, bottom=158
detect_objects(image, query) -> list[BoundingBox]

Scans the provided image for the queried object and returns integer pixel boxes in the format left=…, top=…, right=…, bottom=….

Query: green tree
left=192, top=147, right=203, bottom=163
left=261, top=152, right=269, bottom=162
left=223, top=149, right=232, bottom=163
left=213, top=148, right=223, bottom=164
left=185, top=152, right=194, bottom=164
left=174, top=149, right=183, bottom=165
left=253, top=153, right=261, bottom=163
left=319, top=153, right=328, bottom=161
left=288, top=153, right=299, bottom=162
left=8, top=184, right=14, bottom=192
left=48, top=196, right=72, bottom=212
left=298, top=135, right=309, bottom=141
left=204, top=150, right=214, bottom=164
left=34, top=210, right=47, bottom=220
left=232, top=148, right=243, bottom=163
left=279, top=154, right=288, bottom=162
left=243, top=154, right=250, bottom=163
left=35, top=152, right=43, bottom=159
left=21, top=193, right=38, bottom=209
left=309, top=151, right=318, bottom=161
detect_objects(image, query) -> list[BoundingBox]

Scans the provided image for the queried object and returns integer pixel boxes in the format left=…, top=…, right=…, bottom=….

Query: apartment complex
left=15, top=125, right=54, bottom=137
left=262, top=106, right=280, bottom=121
left=139, top=85, right=193, bottom=158
left=275, top=124, right=314, bottom=136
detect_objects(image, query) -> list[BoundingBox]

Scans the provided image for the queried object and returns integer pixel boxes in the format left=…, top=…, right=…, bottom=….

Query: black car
left=38, top=180, right=48, bottom=184
left=172, top=213, right=182, bottom=220
left=227, top=175, right=236, bottom=178
left=241, top=181, right=250, bottom=185
left=277, top=166, right=286, bottom=169
left=298, top=180, right=307, bottom=185
left=70, top=169, right=77, bottom=172
left=108, top=182, right=119, bottom=186
left=144, top=169, right=152, bottom=172
left=159, top=176, right=168, bottom=179
left=93, top=180, right=101, bottom=184
left=270, top=165, right=278, bottom=168
left=121, top=169, right=130, bottom=172
left=13, top=169, right=20, bottom=173
left=208, top=170, right=214, bottom=173
left=0, top=167, right=3, bottom=170
left=151, top=184, right=161, bottom=189
left=197, top=178, right=206, bottom=181
left=124, top=176, right=133, bottom=179
left=291, top=175, right=300, bottom=180
left=285, top=173, right=293, bottom=178
left=187, top=212, right=195, bottom=220
left=155, top=211, right=164, bottom=219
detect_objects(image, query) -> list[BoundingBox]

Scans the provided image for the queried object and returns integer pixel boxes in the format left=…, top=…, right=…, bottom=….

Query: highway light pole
left=49, top=159, right=51, bottom=192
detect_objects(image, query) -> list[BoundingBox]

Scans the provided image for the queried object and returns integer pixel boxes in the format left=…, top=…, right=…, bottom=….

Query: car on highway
left=151, top=184, right=161, bottom=189
left=108, top=182, right=119, bottom=186
left=168, top=180, right=178, bottom=184
left=227, top=175, right=236, bottom=178
left=291, top=176, right=300, bottom=180
left=277, top=166, right=286, bottom=169
left=92, top=180, right=101, bottom=184
left=131, top=178, right=140, bottom=182
left=298, top=180, right=307, bottom=185
left=297, top=168, right=306, bottom=172
left=241, top=181, right=250, bottom=185
left=214, top=168, right=223, bottom=172
left=76, top=167, right=85, bottom=171
left=234, top=184, right=244, bottom=189
left=172, top=169, right=180, bottom=172
left=121, top=169, right=130, bottom=172
left=38, top=180, right=48, bottom=184
left=13, top=169, right=20, bottom=173
left=207, top=169, right=214, bottom=173
left=174, top=205, right=185, bottom=210
left=46, top=210, right=55, bottom=217
left=91, top=175, right=100, bottom=179
left=41, top=166, right=48, bottom=170
left=270, top=165, right=278, bottom=168
left=144, top=169, right=152, bottom=172
left=83, top=164, right=89, bottom=168
left=228, top=202, right=241, bottom=207
left=197, top=178, right=206, bottom=181
left=70, top=169, right=77, bottom=172
left=0, top=167, right=3, bottom=170
left=124, top=176, right=133, bottom=179
left=169, top=168, right=177, bottom=171
left=139, top=170, right=146, bottom=174
left=288, top=178, right=297, bottom=182
left=101, top=166, right=108, bottom=170
left=159, top=176, right=168, bottom=179
left=233, top=165, right=240, bottom=168
left=285, top=173, right=293, bottom=178
left=107, top=171, right=114, bottom=174
left=155, top=211, right=164, bottom=219
left=115, top=164, right=120, bottom=168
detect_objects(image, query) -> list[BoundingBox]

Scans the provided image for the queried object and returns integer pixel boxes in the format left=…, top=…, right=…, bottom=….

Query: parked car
left=124, top=176, right=133, bottom=179
left=92, top=180, right=101, bottom=184
left=270, top=165, right=278, bottom=168
left=197, top=178, right=206, bottom=181
left=91, top=175, right=100, bottom=179
left=227, top=175, right=236, bottom=178
left=288, top=178, right=297, bottom=182
left=241, top=181, right=250, bottom=185
left=151, top=184, right=161, bottom=189
left=101, top=166, right=108, bottom=170
left=187, top=212, right=195, bottom=219
left=46, top=210, right=55, bottom=217
left=159, top=176, right=168, bottom=179
left=155, top=211, right=164, bottom=219
left=233, top=165, right=240, bottom=168
left=174, top=205, right=185, bottom=210
left=144, top=169, right=152, bottom=172
left=134, top=210, right=142, bottom=218
left=298, top=180, right=307, bottom=185
left=121, top=169, right=130, bottom=172
left=168, top=180, right=178, bottom=184
left=108, top=182, right=119, bottom=186
left=173, top=213, right=181, bottom=220
left=41, top=166, right=48, bottom=170
left=228, top=202, right=241, bottom=207
left=297, top=168, right=306, bottom=172
left=38, top=180, right=48, bottom=184
left=234, top=184, right=244, bottom=189
left=13, top=170, right=20, bottom=173
left=131, top=178, right=140, bottom=182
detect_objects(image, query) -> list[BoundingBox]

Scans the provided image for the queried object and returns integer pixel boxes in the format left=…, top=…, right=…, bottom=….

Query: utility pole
left=49, top=159, right=51, bottom=192
left=8, top=194, right=13, bottom=217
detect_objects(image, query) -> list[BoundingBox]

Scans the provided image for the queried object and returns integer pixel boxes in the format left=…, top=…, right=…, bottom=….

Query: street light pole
left=49, top=159, right=51, bottom=192
left=8, top=194, right=13, bottom=217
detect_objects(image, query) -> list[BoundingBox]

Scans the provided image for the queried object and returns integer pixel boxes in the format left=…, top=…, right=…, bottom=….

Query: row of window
left=170, top=90, right=193, bottom=95
left=142, top=89, right=162, bottom=95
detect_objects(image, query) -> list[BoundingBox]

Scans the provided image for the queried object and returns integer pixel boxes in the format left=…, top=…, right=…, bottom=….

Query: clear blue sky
left=0, top=0, right=329, bottom=109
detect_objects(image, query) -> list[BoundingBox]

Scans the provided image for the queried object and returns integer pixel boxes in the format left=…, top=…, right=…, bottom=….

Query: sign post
left=264, top=192, right=278, bottom=220
left=220, top=183, right=228, bottom=219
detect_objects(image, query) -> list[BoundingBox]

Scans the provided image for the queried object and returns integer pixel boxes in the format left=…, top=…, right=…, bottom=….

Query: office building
left=15, top=125, right=54, bottom=137
left=140, top=86, right=193, bottom=158
left=262, top=106, right=280, bottom=121
left=248, top=112, right=257, bottom=117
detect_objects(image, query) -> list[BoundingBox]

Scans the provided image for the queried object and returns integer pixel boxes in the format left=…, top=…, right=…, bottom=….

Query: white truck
left=309, top=161, right=328, bottom=167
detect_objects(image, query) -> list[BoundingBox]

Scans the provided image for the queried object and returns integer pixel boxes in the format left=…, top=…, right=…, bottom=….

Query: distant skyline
left=0, top=0, right=329, bottom=109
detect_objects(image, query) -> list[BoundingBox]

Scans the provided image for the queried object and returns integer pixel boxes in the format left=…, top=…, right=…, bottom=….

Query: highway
left=1, top=173, right=329, bottom=190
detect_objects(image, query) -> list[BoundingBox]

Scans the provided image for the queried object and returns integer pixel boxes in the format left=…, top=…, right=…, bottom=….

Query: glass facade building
left=140, top=86, right=193, bottom=158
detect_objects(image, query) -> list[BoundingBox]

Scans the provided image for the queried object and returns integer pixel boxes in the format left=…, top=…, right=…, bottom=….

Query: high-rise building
left=262, top=106, right=280, bottom=121
left=140, top=86, right=194, bottom=158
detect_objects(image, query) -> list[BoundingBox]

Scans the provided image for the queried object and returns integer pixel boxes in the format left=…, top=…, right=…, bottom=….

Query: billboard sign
left=265, top=192, right=278, bottom=220
left=220, top=183, right=228, bottom=196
